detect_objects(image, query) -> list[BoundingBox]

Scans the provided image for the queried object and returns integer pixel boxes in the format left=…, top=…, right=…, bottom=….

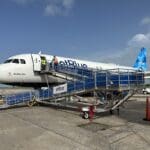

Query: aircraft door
left=31, top=54, right=41, bottom=71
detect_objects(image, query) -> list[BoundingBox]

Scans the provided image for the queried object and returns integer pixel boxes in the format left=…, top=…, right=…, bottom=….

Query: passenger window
left=20, top=59, right=26, bottom=64
left=12, top=59, right=19, bottom=64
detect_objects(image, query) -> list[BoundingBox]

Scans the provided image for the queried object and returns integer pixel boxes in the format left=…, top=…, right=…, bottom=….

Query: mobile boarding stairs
left=0, top=65, right=144, bottom=119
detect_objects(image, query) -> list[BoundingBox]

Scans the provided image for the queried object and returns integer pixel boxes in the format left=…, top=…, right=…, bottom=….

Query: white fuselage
left=0, top=53, right=135, bottom=87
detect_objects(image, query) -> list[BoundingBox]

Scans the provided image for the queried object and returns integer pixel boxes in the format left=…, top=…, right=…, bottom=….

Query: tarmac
left=0, top=89, right=149, bottom=150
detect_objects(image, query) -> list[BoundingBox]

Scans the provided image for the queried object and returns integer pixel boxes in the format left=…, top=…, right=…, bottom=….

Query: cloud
left=128, top=16, right=150, bottom=48
left=128, top=33, right=150, bottom=48
left=98, top=16, right=150, bottom=69
left=99, top=32, right=150, bottom=69
left=45, top=0, right=74, bottom=16
left=126, top=32, right=150, bottom=69
left=11, top=0, right=75, bottom=16
left=100, top=48, right=139, bottom=66
left=45, top=4, right=62, bottom=16
left=62, top=0, right=74, bottom=9
left=11, top=0, right=35, bottom=4
left=141, top=17, right=150, bottom=25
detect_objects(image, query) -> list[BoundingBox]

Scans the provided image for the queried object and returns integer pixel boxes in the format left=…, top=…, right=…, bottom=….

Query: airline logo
left=59, top=59, right=88, bottom=68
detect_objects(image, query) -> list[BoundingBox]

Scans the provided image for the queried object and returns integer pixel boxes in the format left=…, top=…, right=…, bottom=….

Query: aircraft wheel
left=110, top=110, right=113, bottom=114
left=27, top=101, right=34, bottom=107
left=83, top=112, right=89, bottom=119
left=27, top=96, right=37, bottom=107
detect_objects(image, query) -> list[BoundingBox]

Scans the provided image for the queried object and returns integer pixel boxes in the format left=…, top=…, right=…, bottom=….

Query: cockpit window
left=4, top=58, right=26, bottom=64
left=4, top=59, right=12, bottom=63
left=20, top=59, right=26, bottom=64
left=12, top=59, right=19, bottom=64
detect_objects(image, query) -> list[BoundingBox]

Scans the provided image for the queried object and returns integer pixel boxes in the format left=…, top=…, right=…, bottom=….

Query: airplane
left=0, top=47, right=147, bottom=87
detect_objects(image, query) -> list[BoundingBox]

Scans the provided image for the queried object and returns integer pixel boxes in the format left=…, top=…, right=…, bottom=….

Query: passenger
left=52, top=56, right=58, bottom=71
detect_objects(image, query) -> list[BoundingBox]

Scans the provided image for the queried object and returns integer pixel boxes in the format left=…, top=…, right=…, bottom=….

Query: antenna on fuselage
left=38, top=51, right=42, bottom=55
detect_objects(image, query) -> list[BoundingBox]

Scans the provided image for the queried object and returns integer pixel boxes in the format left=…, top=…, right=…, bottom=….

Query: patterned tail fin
left=133, top=47, right=147, bottom=71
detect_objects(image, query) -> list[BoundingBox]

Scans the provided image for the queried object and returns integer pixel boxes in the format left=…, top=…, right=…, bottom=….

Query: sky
left=0, top=0, right=150, bottom=69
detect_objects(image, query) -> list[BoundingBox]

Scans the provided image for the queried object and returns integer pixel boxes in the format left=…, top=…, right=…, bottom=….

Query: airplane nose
left=0, top=64, right=10, bottom=83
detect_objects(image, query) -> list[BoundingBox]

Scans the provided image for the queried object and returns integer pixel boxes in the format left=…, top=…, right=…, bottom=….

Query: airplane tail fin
left=133, top=47, right=147, bottom=71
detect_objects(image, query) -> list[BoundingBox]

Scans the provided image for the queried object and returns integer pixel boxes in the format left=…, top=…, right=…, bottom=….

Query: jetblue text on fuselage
left=59, top=59, right=88, bottom=68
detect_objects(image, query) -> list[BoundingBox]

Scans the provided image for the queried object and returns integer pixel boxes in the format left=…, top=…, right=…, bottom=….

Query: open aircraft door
left=31, top=54, right=41, bottom=71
